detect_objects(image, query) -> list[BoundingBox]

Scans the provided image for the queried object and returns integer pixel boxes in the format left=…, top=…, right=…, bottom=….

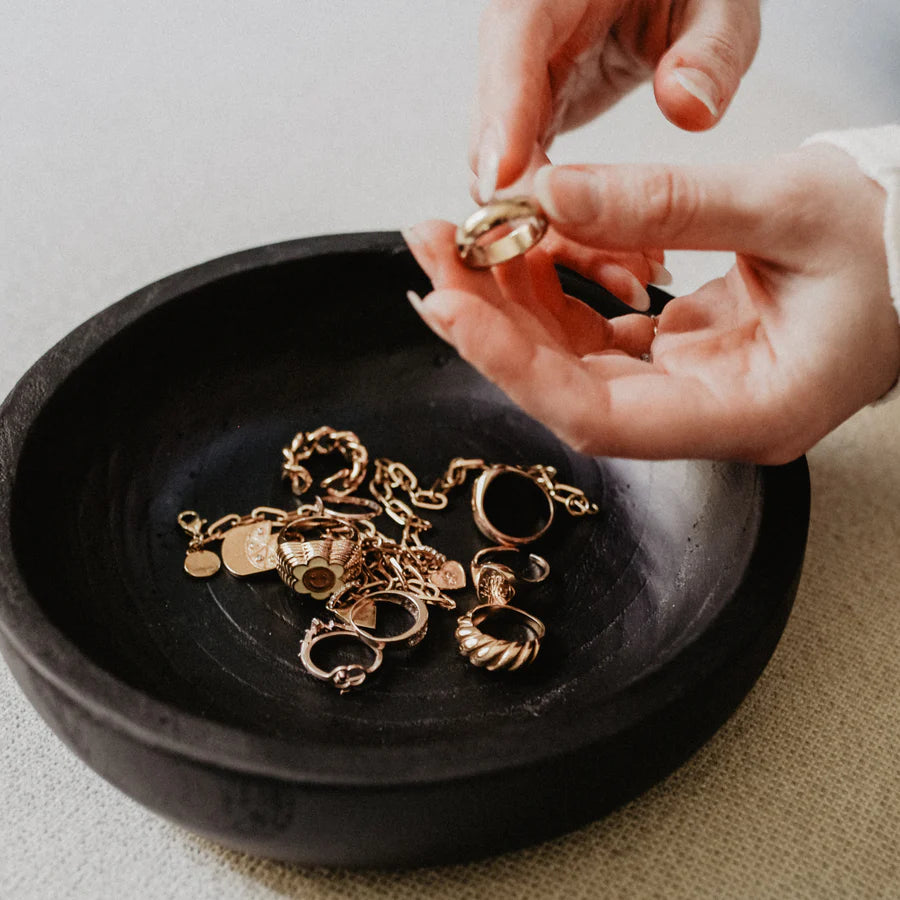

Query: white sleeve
left=803, top=125, right=900, bottom=400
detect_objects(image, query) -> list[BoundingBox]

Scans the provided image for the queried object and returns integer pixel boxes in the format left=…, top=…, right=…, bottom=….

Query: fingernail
left=533, top=165, right=600, bottom=225
left=672, top=67, right=719, bottom=118
left=406, top=289, right=424, bottom=305
left=476, top=123, right=503, bottom=204
left=401, top=225, right=423, bottom=248
left=625, top=280, right=651, bottom=312
left=648, top=260, right=673, bottom=286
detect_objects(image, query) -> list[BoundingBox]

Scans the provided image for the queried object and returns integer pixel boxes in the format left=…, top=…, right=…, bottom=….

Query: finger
left=606, top=314, right=657, bottom=357
left=470, top=1, right=614, bottom=200
left=533, top=159, right=799, bottom=258
left=543, top=230, right=670, bottom=304
left=654, top=0, right=761, bottom=131
left=403, top=219, right=568, bottom=349
left=407, top=286, right=747, bottom=459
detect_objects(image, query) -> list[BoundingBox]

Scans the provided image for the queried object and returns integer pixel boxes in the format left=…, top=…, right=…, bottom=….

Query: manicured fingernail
left=672, top=67, right=719, bottom=118
left=626, top=280, right=651, bottom=312
left=533, top=165, right=599, bottom=225
left=406, top=289, right=424, bottom=305
left=476, top=123, right=503, bottom=204
left=648, top=260, right=673, bottom=286
left=401, top=225, right=423, bottom=248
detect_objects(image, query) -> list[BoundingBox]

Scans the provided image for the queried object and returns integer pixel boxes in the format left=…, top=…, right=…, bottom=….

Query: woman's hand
left=472, top=0, right=761, bottom=202
left=405, top=144, right=899, bottom=463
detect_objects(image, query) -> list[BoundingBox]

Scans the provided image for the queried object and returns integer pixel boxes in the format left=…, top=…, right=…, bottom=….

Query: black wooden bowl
left=0, top=234, right=809, bottom=867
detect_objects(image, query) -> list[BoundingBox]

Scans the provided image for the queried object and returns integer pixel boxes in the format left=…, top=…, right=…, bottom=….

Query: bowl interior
left=7, top=239, right=777, bottom=764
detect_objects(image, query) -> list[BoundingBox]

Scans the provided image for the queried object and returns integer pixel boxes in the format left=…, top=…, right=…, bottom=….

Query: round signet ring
left=456, top=196, right=548, bottom=269
left=471, top=465, right=555, bottom=546
left=348, top=589, right=429, bottom=650
left=455, top=604, right=546, bottom=671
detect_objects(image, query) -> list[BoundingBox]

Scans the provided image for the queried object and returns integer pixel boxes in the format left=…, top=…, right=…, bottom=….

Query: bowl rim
left=0, top=232, right=810, bottom=787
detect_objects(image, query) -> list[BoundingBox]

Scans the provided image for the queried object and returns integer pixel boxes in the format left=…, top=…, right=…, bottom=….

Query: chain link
left=369, top=455, right=598, bottom=538
left=281, top=426, right=369, bottom=498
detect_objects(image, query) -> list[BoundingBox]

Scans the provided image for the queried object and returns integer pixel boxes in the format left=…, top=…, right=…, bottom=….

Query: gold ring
left=455, top=604, right=545, bottom=671
left=347, top=589, right=429, bottom=650
left=275, top=516, right=362, bottom=599
left=298, top=618, right=383, bottom=692
left=471, top=465, right=555, bottom=545
left=456, top=196, right=548, bottom=269
left=471, top=546, right=551, bottom=586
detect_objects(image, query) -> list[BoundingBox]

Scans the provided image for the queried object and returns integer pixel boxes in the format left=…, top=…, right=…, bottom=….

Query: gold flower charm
left=275, top=532, right=362, bottom=600
left=289, top=556, right=346, bottom=600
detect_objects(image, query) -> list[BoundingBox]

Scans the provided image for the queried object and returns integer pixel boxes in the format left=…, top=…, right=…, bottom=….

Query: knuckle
left=699, top=30, right=744, bottom=79
left=641, top=167, right=700, bottom=238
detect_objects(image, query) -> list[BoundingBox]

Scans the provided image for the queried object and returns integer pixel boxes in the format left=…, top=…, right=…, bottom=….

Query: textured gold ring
left=455, top=603, right=545, bottom=671
left=456, top=196, right=548, bottom=268
left=471, top=546, right=550, bottom=587
left=348, top=589, right=429, bottom=650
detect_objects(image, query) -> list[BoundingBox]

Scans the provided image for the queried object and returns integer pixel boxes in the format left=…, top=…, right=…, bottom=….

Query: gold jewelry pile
left=177, top=426, right=598, bottom=692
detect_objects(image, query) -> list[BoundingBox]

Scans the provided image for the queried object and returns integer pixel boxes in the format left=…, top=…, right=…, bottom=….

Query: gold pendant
left=184, top=548, right=221, bottom=578
left=221, top=521, right=278, bottom=577
left=428, top=560, right=466, bottom=591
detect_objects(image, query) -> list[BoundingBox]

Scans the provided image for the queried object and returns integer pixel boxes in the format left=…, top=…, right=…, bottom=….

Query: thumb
left=532, top=160, right=787, bottom=257
left=654, top=0, right=761, bottom=131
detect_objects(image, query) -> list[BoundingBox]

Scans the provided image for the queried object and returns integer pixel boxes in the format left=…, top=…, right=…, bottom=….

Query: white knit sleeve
left=803, top=125, right=900, bottom=400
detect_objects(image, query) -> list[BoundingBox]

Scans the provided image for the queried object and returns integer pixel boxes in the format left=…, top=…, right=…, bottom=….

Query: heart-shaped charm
left=428, top=560, right=466, bottom=591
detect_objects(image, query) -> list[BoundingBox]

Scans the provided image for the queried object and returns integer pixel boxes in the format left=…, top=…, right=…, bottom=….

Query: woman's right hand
left=471, top=0, right=762, bottom=203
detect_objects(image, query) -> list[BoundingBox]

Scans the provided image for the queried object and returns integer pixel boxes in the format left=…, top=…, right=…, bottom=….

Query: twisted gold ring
left=456, top=196, right=548, bottom=269
left=455, top=603, right=545, bottom=671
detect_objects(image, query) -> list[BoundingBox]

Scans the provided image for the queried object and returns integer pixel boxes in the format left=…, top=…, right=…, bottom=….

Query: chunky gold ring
left=455, top=604, right=545, bottom=671
left=471, top=465, right=555, bottom=545
left=456, top=196, right=548, bottom=269
left=348, top=589, right=429, bottom=650
left=298, top=618, right=383, bottom=692
left=275, top=516, right=362, bottom=599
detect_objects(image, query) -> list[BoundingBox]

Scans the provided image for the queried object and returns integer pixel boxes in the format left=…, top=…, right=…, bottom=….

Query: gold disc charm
left=184, top=548, right=221, bottom=578
left=221, top=521, right=278, bottom=577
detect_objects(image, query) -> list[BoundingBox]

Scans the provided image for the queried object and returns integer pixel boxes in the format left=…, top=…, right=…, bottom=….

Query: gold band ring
left=471, top=464, right=555, bottom=546
left=456, top=196, right=548, bottom=269
left=348, top=589, right=429, bottom=650
left=455, top=603, right=545, bottom=671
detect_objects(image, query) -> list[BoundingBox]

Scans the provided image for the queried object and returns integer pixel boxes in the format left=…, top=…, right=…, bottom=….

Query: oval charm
left=221, top=521, right=277, bottom=577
